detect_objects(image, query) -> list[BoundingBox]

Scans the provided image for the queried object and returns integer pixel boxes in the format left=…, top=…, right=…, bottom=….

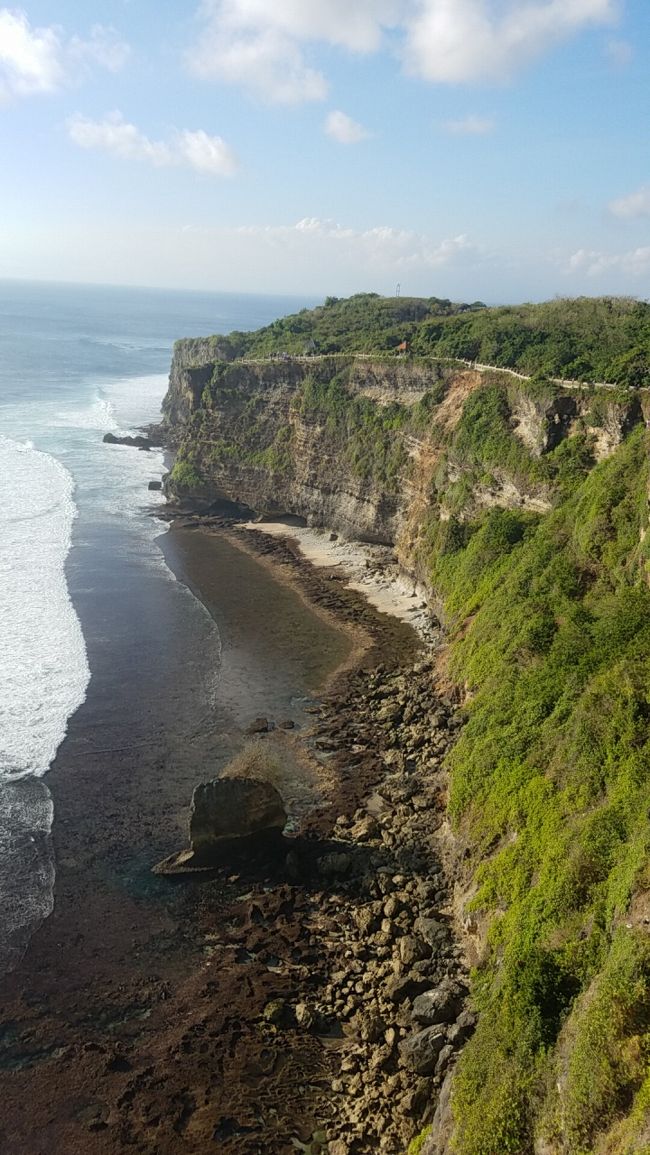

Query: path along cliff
left=161, top=342, right=650, bottom=1155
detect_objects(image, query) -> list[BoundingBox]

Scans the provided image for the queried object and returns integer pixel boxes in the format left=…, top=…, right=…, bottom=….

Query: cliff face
left=163, top=351, right=454, bottom=543
left=161, top=342, right=650, bottom=1155
left=162, top=344, right=641, bottom=555
left=162, top=336, right=237, bottom=433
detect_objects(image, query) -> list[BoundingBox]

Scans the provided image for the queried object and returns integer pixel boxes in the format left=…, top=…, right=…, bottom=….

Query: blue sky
left=1, top=0, right=648, bottom=301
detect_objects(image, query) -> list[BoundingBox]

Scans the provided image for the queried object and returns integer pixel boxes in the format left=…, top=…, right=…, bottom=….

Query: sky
left=1, top=0, right=649, bottom=302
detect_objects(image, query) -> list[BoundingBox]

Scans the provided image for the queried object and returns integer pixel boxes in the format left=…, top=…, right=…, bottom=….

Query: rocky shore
left=153, top=514, right=472, bottom=1154
left=276, top=656, right=472, bottom=1155
left=0, top=501, right=471, bottom=1155
left=241, top=521, right=438, bottom=646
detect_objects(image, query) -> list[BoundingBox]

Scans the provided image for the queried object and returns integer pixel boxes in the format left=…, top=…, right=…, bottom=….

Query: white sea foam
left=53, top=395, right=120, bottom=433
left=0, top=435, right=90, bottom=780
left=101, top=372, right=168, bottom=431
left=0, top=777, right=54, bottom=970
left=96, top=375, right=168, bottom=524
left=0, top=371, right=220, bottom=967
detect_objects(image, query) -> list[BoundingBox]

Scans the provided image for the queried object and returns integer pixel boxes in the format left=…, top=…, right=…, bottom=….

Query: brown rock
left=295, top=1002, right=315, bottom=1030
left=350, top=814, right=380, bottom=842
left=246, top=716, right=270, bottom=734
left=153, top=777, right=286, bottom=873
left=398, top=936, right=428, bottom=966
left=400, top=1027, right=446, bottom=1074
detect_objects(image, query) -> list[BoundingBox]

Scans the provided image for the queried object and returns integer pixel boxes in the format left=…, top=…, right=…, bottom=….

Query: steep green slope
left=421, top=424, right=650, bottom=1154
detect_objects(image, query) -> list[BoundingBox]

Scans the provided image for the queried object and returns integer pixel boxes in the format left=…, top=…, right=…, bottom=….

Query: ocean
left=0, top=279, right=314, bottom=969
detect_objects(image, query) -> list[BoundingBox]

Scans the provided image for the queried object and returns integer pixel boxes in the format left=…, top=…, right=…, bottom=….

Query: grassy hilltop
left=206, top=292, right=650, bottom=387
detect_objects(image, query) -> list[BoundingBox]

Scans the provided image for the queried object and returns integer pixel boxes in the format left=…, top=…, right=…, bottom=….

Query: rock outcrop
left=161, top=336, right=239, bottom=433
left=153, top=777, right=287, bottom=874
left=103, top=432, right=160, bottom=450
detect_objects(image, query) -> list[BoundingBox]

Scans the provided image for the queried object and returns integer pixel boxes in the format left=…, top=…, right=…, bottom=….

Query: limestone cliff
left=162, top=336, right=239, bottom=433
left=162, top=344, right=640, bottom=557
left=163, top=351, right=454, bottom=544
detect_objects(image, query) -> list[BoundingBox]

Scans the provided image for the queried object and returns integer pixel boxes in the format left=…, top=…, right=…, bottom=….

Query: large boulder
left=153, top=777, right=286, bottom=874
left=400, top=1027, right=447, bottom=1075
left=190, top=777, right=286, bottom=851
left=411, top=980, right=463, bottom=1026
left=415, top=916, right=448, bottom=948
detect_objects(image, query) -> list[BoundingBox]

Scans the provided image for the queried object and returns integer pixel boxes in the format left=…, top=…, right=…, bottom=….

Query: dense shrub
left=420, top=425, right=650, bottom=1153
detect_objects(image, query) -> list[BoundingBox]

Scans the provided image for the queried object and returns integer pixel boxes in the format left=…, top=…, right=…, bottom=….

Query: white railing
left=230, top=351, right=622, bottom=391
left=456, top=359, right=618, bottom=391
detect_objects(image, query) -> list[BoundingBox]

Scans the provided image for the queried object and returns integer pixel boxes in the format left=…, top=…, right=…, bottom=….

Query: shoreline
left=161, top=510, right=430, bottom=675
left=1, top=489, right=469, bottom=1155
left=0, top=500, right=372, bottom=1152
left=156, top=513, right=471, bottom=1154
left=162, top=520, right=374, bottom=692
left=241, top=521, right=439, bottom=646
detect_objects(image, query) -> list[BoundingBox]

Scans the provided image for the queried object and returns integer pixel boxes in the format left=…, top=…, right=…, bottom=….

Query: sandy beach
left=241, top=522, right=439, bottom=645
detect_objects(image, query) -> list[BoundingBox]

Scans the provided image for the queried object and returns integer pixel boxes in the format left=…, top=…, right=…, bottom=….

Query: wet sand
left=241, top=521, right=436, bottom=644
left=0, top=518, right=418, bottom=1155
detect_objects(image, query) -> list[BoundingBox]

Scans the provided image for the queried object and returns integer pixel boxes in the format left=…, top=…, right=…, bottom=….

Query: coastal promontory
left=160, top=292, right=650, bottom=1155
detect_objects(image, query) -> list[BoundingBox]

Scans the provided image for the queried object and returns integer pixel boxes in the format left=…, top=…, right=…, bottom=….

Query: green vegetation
left=410, top=296, right=650, bottom=384
left=228, top=292, right=484, bottom=358
left=296, top=368, right=410, bottom=491
left=418, top=424, right=650, bottom=1154
left=169, top=458, right=204, bottom=490
left=407, top=1128, right=432, bottom=1155
left=200, top=292, right=650, bottom=386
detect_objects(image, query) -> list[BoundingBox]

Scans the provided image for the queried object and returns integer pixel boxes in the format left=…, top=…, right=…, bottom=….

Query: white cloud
left=609, top=185, right=650, bottom=219
left=567, top=245, right=650, bottom=277
left=67, top=112, right=173, bottom=165
left=0, top=8, right=63, bottom=100
left=188, top=25, right=327, bottom=104
left=443, top=114, right=495, bottom=135
left=67, top=112, right=238, bottom=177
left=230, top=217, right=482, bottom=272
left=176, top=128, right=238, bottom=175
left=402, top=0, right=619, bottom=84
left=68, top=25, right=131, bottom=73
left=325, top=109, right=371, bottom=144
left=186, top=0, right=619, bottom=102
left=0, top=9, right=129, bottom=104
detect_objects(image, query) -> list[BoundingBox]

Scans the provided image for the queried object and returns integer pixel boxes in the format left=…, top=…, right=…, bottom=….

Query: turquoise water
left=0, top=279, right=313, bottom=966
